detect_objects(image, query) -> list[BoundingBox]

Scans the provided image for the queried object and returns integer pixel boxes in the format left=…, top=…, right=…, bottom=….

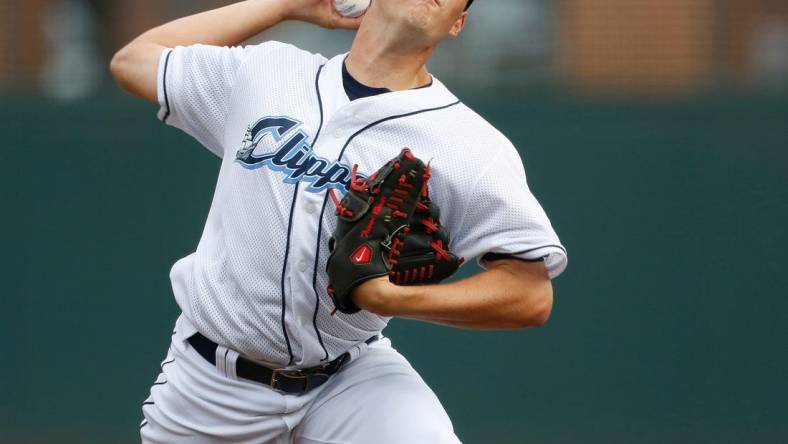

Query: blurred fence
left=2, top=0, right=788, bottom=96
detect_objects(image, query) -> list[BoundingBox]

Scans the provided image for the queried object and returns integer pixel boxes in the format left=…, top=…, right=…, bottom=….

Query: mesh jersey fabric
left=156, top=41, right=568, bottom=369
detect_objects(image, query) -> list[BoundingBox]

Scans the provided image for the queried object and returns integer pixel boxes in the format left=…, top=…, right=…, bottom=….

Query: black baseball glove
left=389, top=192, right=464, bottom=286
left=326, top=148, right=462, bottom=315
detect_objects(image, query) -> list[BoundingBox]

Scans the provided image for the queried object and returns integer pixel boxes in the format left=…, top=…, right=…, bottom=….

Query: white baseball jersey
left=156, top=41, right=567, bottom=369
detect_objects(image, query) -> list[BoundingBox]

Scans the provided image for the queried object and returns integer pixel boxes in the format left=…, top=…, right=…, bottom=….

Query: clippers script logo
left=234, top=116, right=361, bottom=193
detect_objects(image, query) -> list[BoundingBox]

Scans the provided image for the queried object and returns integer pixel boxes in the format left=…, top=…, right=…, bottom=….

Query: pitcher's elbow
left=531, top=290, right=553, bottom=327
left=519, top=285, right=553, bottom=328
left=109, top=42, right=144, bottom=89
left=109, top=47, right=129, bottom=83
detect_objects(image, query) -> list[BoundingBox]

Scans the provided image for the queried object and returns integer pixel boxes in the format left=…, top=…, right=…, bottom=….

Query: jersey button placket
left=285, top=181, right=324, bottom=364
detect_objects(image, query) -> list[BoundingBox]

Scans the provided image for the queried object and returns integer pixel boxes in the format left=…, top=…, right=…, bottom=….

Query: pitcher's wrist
left=275, top=0, right=312, bottom=23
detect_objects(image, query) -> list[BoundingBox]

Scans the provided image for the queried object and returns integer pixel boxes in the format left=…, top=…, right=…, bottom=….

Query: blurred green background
left=3, top=0, right=788, bottom=443
left=2, top=92, right=786, bottom=443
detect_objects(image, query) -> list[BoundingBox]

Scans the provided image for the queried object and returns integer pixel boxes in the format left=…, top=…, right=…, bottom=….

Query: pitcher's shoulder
left=244, top=40, right=328, bottom=66
left=438, top=101, right=519, bottom=156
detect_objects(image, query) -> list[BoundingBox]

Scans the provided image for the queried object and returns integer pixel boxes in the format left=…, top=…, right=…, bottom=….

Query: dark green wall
left=2, top=93, right=786, bottom=443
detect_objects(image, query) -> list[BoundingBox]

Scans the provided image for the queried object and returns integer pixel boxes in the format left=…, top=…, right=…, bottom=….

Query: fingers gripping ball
left=327, top=149, right=428, bottom=314
left=334, top=0, right=371, bottom=18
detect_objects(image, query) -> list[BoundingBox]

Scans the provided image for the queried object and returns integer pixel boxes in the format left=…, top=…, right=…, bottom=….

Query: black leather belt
left=187, top=332, right=378, bottom=394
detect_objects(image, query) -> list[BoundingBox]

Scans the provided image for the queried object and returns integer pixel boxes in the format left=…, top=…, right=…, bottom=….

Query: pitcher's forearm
left=397, top=267, right=552, bottom=328
left=110, top=0, right=363, bottom=102
left=353, top=260, right=554, bottom=330
left=132, top=0, right=291, bottom=48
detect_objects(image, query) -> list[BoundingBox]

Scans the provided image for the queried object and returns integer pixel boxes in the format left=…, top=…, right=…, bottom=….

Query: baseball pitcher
left=110, top=0, right=567, bottom=442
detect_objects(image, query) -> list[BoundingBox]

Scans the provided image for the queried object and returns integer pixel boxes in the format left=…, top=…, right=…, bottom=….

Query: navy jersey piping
left=281, top=64, right=329, bottom=366
left=509, top=244, right=568, bottom=256
left=310, top=65, right=330, bottom=361
left=161, top=49, right=173, bottom=124
left=160, top=358, right=175, bottom=370
left=311, top=100, right=462, bottom=357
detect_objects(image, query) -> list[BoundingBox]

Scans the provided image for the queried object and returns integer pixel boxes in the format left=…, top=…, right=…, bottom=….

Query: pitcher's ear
left=449, top=12, right=468, bottom=38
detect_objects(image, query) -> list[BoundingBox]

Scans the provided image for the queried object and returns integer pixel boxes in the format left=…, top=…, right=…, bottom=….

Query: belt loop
left=347, top=334, right=378, bottom=362
left=215, top=346, right=229, bottom=377
left=215, top=346, right=241, bottom=380
left=225, top=349, right=240, bottom=380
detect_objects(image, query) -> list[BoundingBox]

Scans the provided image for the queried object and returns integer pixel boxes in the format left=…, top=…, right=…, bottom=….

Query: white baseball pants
left=140, top=319, right=461, bottom=443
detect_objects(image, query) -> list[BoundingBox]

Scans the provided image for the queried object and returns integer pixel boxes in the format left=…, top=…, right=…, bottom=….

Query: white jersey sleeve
left=452, top=135, right=568, bottom=279
left=156, top=43, right=268, bottom=157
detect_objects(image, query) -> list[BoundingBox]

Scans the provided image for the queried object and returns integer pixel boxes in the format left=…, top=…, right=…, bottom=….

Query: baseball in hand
left=334, top=0, right=371, bottom=18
